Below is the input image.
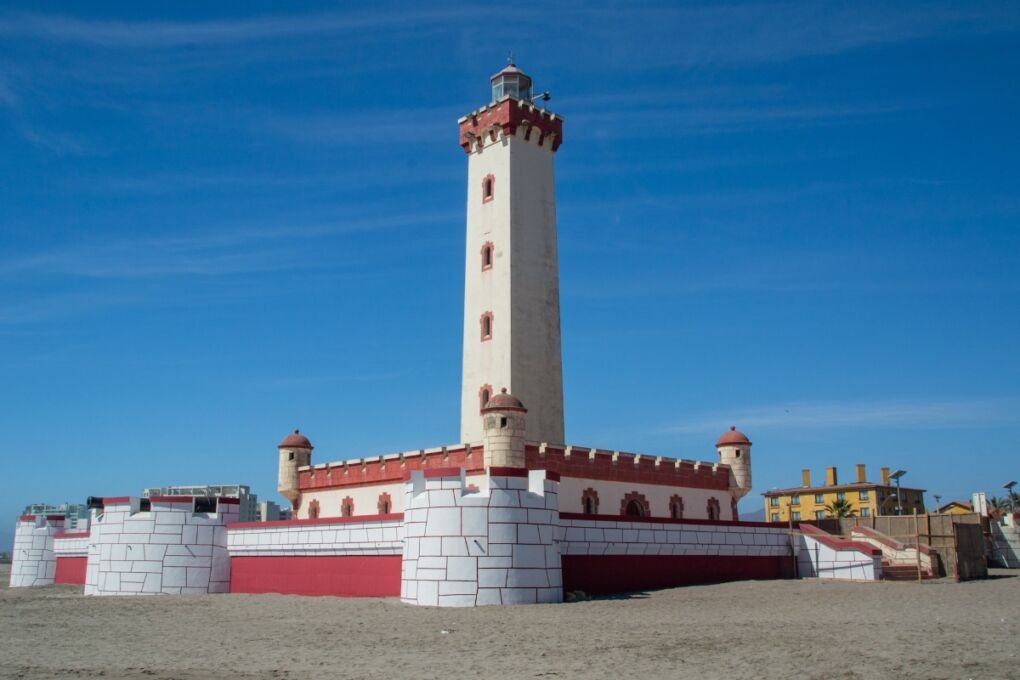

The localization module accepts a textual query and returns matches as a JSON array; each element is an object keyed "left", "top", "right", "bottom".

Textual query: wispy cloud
[
  {"left": 0, "top": 211, "right": 456, "bottom": 280},
  {"left": 2, "top": 3, "right": 1016, "bottom": 62},
  {"left": 13, "top": 121, "right": 91, "bottom": 155},
  {"left": 663, "top": 397, "right": 1020, "bottom": 435},
  {"left": 263, "top": 369, "right": 415, "bottom": 387},
  {"left": 259, "top": 107, "right": 457, "bottom": 147},
  {"left": 73, "top": 164, "right": 460, "bottom": 195},
  {"left": 0, "top": 9, "right": 484, "bottom": 49},
  {"left": 572, "top": 100, "right": 915, "bottom": 141},
  {"left": 0, "top": 289, "right": 143, "bottom": 325}
]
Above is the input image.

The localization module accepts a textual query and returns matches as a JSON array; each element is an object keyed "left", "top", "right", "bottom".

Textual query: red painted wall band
[
  {"left": 562, "top": 554, "right": 795, "bottom": 595},
  {"left": 229, "top": 555, "right": 401, "bottom": 597},
  {"left": 488, "top": 467, "right": 530, "bottom": 478},
  {"left": 55, "top": 556, "right": 88, "bottom": 585},
  {"left": 54, "top": 532, "right": 90, "bottom": 539},
  {"left": 422, "top": 467, "right": 465, "bottom": 479}
]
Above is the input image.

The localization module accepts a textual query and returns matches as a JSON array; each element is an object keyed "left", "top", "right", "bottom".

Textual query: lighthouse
[{"left": 458, "top": 63, "right": 565, "bottom": 445}]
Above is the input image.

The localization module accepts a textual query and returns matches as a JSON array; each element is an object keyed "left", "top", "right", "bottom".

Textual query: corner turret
[
  {"left": 277, "top": 429, "right": 313, "bottom": 510},
  {"left": 481, "top": 388, "right": 527, "bottom": 469},
  {"left": 716, "top": 426, "right": 752, "bottom": 501}
]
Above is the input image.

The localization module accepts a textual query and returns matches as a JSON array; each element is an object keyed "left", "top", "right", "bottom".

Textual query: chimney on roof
[
  {"left": 855, "top": 464, "right": 867, "bottom": 483},
  {"left": 825, "top": 466, "right": 838, "bottom": 486},
  {"left": 880, "top": 467, "right": 891, "bottom": 486},
  {"left": 801, "top": 469, "right": 811, "bottom": 487}
]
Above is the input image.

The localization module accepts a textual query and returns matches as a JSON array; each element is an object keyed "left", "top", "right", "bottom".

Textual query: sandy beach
[{"left": 1, "top": 564, "right": 1016, "bottom": 679}]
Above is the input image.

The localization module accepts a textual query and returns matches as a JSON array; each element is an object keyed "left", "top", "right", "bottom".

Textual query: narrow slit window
[{"left": 482, "top": 175, "right": 495, "bottom": 202}]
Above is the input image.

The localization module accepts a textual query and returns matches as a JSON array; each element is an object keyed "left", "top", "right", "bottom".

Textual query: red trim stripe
[
  {"left": 423, "top": 467, "right": 464, "bottom": 478},
  {"left": 488, "top": 466, "right": 529, "bottom": 478},
  {"left": 227, "top": 512, "right": 404, "bottom": 530}
]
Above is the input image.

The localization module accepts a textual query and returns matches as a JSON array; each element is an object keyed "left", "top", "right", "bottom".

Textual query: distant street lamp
[
  {"left": 890, "top": 469, "right": 907, "bottom": 516},
  {"left": 933, "top": 494, "right": 942, "bottom": 514}
]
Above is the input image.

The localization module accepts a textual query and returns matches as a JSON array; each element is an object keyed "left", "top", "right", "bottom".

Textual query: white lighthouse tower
[{"left": 458, "top": 63, "right": 565, "bottom": 445}]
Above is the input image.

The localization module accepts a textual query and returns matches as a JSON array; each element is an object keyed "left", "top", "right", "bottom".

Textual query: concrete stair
[{"left": 881, "top": 561, "right": 936, "bottom": 581}]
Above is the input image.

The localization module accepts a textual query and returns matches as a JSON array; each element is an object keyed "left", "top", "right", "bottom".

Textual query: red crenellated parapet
[{"left": 458, "top": 98, "right": 564, "bottom": 154}]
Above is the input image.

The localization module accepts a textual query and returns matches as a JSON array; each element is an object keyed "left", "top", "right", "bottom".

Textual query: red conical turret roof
[
  {"left": 716, "top": 426, "right": 750, "bottom": 447},
  {"left": 279, "top": 429, "right": 313, "bottom": 449}
]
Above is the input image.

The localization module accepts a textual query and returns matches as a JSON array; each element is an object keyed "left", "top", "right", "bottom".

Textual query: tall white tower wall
[{"left": 460, "top": 96, "right": 565, "bottom": 445}]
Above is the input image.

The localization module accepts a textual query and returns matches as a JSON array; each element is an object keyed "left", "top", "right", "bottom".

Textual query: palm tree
[
  {"left": 825, "top": 498, "right": 856, "bottom": 518},
  {"left": 987, "top": 496, "right": 1007, "bottom": 521}
]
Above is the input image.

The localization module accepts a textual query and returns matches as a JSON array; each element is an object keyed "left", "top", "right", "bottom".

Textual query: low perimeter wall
[
  {"left": 53, "top": 532, "right": 90, "bottom": 585},
  {"left": 227, "top": 514, "right": 404, "bottom": 596},
  {"left": 558, "top": 513, "right": 795, "bottom": 594}
]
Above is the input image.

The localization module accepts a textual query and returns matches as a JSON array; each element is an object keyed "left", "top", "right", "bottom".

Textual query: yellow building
[
  {"left": 763, "top": 465, "right": 925, "bottom": 523},
  {"left": 936, "top": 500, "right": 973, "bottom": 515}
]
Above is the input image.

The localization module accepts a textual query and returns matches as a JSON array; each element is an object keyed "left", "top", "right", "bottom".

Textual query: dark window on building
[{"left": 194, "top": 498, "right": 217, "bottom": 513}]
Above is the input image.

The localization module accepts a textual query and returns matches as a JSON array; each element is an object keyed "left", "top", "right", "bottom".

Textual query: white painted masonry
[
  {"left": 9, "top": 515, "right": 66, "bottom": 588},
  {"left": 460, "top": 93, "right": 565, "bottom": 445},
  {"left": 84, "top": 497, "right": 237, "bottom": 596},
  {"left": 557, "top": 516, "right": 792, "bottom": 558},
  {"left": 796, "top": 527, "right": 882, "bottom": 581},
  {"left": 228, "top": 517, "right": 403, "bottom": 556},
  {"left": 401, "top": 469, "right": 562, "bottom": 607},
  {"left": 53, "top": 533, "right": 89, "bottom": 558}
]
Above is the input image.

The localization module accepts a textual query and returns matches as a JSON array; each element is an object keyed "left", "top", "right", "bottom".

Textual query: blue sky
[{"left": 2, "top": 1, "right": 1018, "bottom": 544}]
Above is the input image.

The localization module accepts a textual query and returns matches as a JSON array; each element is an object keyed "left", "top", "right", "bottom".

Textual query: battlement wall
[
  {"left": 84, "top": 496, "right": 237, "bottom": 596},
  {"left": 9, "top": 514, "right": 67, "bottom": 588},
  {"left": 226, "top": 514, "right": 405, "bottom": 597},
  {"left": 297, "top": 442, "right": 730, "bottom": 495},
  {"left": 298, "top": 445, "right": 483, "bottom": 492},
  {"left": 400, "top": 467, "right": 561, "bottom": 607},
  {"left": 458, "top": 97, "right": 564, "bottom": 153},
  {"left": 528, "top": 444, "right": 730, "bottom": 490}
]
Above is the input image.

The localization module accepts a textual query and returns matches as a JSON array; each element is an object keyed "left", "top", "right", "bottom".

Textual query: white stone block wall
[
  {"left": 227, "top": 517, "right": 404, "bottom": 556},
  {"left": 796, "top": 532, "right": 881, "bottom": 581},
  {"left": 53, "top": 533, "right": 90, "bottom": 557},
  {"left": 557, "top": 516, "right": 792, "bottom": 558},
  {"left": 401, "top": 468, "right": 561, "bottom": 607},
  {"left": 9, "top": 515, "right": 67, "bottom": 587},
  {"left": 990, "top": 517, "right": 1020, "bottom": 568},
  {"left": 84, "top": 497, "right": 238, "bottom": 596}
]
